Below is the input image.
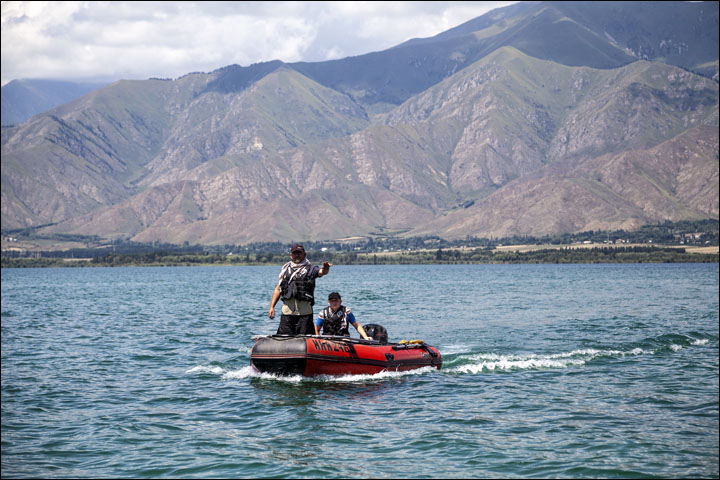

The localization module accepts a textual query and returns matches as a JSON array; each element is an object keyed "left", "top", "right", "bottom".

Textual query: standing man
[{"left": 269, "top": 244, "right": 332, "bottom": 335}]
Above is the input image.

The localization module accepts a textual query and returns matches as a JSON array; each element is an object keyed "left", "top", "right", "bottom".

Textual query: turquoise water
[{"left": 1, "top": 264, "right": 718, "bottom": 478}]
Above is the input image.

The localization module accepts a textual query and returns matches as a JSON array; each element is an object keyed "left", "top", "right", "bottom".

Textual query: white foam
[
  {"left": 670, "top": 344, "right": 682, "bottom": 352},
  {"left": 221, "top": 365, "right": 306, "bottom": 382},
  {"left": 220, "top": 365, "right": 437, "bottom": 383},
  {"left": 317, "top": 366, "right": 436, "bottom": 383},
  {"left": 692, "top": 339, "right": 709, "bottom": 346},
  {"left": 446, "top": 347, "right": 654, "bottom": 374},
  {"left": 186, "top": 365, "right": 225, "bottom": 375},
  {"left": 447, "top": 356, "right": 586, "bottom": 374}
]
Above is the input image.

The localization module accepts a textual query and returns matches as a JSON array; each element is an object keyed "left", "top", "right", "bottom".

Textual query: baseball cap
[
  {"left": 290, "top": 244, "right": 305, "bottom": 253},
  {"left": 328, "top": 292, "right": 341, "bottom": 300}
]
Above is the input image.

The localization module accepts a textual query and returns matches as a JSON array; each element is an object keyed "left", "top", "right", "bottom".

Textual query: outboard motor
[{"left": 363, "top": 324, "right": 388, "bottom": 344}]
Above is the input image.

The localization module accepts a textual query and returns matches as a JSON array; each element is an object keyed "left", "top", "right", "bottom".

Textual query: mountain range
[{"left": 1, "top": 1, "right": 718, "bottom": 245}]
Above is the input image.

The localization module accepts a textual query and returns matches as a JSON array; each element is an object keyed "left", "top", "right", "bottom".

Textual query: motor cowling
[{"left": 363, "top": 324, "right": 388, "bottom": 344}]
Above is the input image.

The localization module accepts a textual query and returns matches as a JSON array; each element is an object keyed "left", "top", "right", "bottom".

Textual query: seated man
[{"left": 315, "top": 292, "right": 371, "bottom": 340}]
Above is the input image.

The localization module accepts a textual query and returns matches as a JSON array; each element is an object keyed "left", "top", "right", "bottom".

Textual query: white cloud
[{"left": 1, "top": 1, "right": 516, "bottom": 86}]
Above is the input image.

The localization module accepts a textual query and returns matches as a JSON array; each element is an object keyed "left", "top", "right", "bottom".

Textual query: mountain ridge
[
  {"left": 1, "top": 79, "right": 108, "bottom": 126},
  {"left": 4, "top": 1, "right": 716, "bottom": 125}
]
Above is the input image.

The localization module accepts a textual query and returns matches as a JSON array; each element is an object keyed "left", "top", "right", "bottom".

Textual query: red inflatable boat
[{"left": 251, "top": 334, "right": 442, "bottom": 377}]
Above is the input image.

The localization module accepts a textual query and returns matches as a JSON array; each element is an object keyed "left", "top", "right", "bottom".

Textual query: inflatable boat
[{"left": 251, "top": 325, "right": 441, "bottom": 376}]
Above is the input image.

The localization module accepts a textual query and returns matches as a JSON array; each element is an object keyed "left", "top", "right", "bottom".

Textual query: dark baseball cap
[
  {"left": 290, "top": 244, "right": 305, "bottom": 253},
  {"left": 328, "top": 292, "right": 341, "bottom": 300}
]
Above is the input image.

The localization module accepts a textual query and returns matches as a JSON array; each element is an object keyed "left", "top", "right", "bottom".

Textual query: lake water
[{"left": 1, "top": 263, "right": 718, "bottom": 478}]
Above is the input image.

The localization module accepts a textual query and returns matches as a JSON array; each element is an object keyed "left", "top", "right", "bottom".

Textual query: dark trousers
[{"left": 276, "top": 314, "right": 315, "bottom": 335}]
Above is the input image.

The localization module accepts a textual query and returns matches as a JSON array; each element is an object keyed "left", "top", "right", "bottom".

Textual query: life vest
[
  {"left": 320, "top": 306, "right": 349, "bottom": 336},
  {"left": 279, "top": 264, "right": 316, "bottom": 305}
]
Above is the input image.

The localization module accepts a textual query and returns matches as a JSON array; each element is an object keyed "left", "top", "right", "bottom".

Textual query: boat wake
[
  {"left": 186, "top": 332, "right": 714, "bottom": 381},
  {"left": 443, "top": 348, "right": 641, "bottom": 374},
  {"left": 443, "top": 332, "right": 715, "bottom": 374},
  {"left": 186, "top": 364, "right": 437, "bottom": 383}
]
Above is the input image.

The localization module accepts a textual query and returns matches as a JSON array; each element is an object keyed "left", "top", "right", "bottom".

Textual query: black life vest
[
  {"left": 320, "top": 306, "right": 349, "bottom": 336},
  {"left": 279, "top": 264, "right": 316, "bottom": 306}
]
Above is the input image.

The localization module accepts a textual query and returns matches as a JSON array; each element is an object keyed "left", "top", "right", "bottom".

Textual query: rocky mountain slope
[{"left": 1, "top": 1, "right": 718, "bottom": 244}]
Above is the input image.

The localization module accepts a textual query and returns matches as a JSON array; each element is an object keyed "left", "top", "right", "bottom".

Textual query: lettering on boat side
[{"left": 311, "top": 339, "right": 355, "bottom": 354}]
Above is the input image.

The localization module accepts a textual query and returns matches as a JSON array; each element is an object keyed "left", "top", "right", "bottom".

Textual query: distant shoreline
[{"left": 2, "top": 244, "right": 718, "bottom": 268}]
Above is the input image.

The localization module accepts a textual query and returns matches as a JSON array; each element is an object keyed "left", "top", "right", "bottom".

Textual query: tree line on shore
[
  {"left": 3, "top": 219, "right": 718, "bottom": 258},
  {"left": 2, "top": 245, "right": 717, "bottom": 268}
]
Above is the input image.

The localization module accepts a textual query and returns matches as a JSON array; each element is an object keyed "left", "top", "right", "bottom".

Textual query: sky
[{"left": 1, "top": 1, "right": 517, "bottom": 86}]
